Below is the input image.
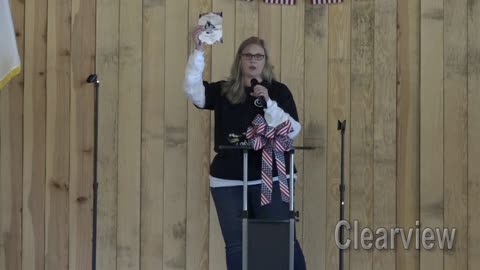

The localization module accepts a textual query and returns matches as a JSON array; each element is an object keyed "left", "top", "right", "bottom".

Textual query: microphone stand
[
  {"left": 86, "top": 74, "right": 99, "bottom": 270},
  {"left": 337, "top": 120, "right": 346, "bottom": 270}
]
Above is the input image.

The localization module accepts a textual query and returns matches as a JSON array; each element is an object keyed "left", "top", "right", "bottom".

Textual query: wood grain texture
[
  {"left": 259, "top": 1, "right": 282, "bottom": 78},
  {"left": 22, "top": 0, "right": 47, "bottom": 268},
  {"left": 45, "top": 0, "right": 71, "bottom": 269},
  {"left": 444, "top": 0, "right": 468, "bottom": 269},
  {"left": 186, "top": 1, "right": 212, "bottom": 270},
  {"left": 420, "top": 0, "right": 444, "bottom": 269},
  {"left": 373, "top": 0, "right": 397, "bottom": 269},
  {"left": 69, "top": 0, "right": 95, "bottom": 269},
  {"left": 0, "top": 1, "right": 24, "bottom": 269},
  {"left": 210, "top": 1, "right": 235, "bottom": 269},
  {"left": 141, "top": 0, "right": 165, "bottom": 270},
  {"left": 0, "top": 94, "right": 2, "bottom": 269},
  {"left": 281, "top": 0, "right": 305, "bottom": 243},
  {"left": 468, "top": 0, "right": 480, "bottom": 268},
  {"left": 2, "top": 2, "right": 480, "bottom": 270},
  {"left": 350, "top": 0, "right": 374, "bottom": 269},
  {"left": 212, "top": 0, "right": 235, "bottom": 82},
  {"left": 164, "top": 1, "right": 188, "bottom": 269},
  {"left": 326, "top": 1, "right": 351, "bottom": 270},
  {"left": 117, "top": 0, "right": 142, "bottom": 269},
  {"left": 396, "top": 0, "right": 420, "bottom": 269},
  {"left": 303, "top": 4, "right": 328, "bottom": 270},
  {"left": 235, "top": 0, "right": 258, "bottom": 49},
  {"left": 95, "top": 0, "right": 119, "bottom": 269},
  {"left": 0, "top": 84, "right": 23, "bottom": 270}
]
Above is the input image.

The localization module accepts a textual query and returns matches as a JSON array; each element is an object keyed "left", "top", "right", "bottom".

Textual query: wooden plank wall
[
  {"left": 397, "top": 1, "right": 420, "bottom": 270},
  {"left": 468, "top": 1, "right": 480, "bottom": 269},
  {"left": 1, "top": 0, "right": 479, "bottom": 270},
  {"left": 0, "top": 0, "right": 24, "bottom": 269}
]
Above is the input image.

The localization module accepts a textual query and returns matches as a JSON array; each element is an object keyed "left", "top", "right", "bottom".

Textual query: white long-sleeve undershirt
[{"left": 183, "top": 49, "right": 301, "bottom": 139}]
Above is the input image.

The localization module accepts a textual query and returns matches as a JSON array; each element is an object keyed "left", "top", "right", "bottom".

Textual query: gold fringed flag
[{"left": 0, "top": 0, "right": 21, "bottom": 90}]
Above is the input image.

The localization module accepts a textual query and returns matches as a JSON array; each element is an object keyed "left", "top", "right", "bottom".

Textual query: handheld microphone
[{"left": 250, "top": 78, "right": 267, "bottom": 108}]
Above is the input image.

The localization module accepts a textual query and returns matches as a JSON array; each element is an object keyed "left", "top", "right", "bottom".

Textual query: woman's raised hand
[{"left": 192, "top": 25, "right": 205, "bottom": 51}]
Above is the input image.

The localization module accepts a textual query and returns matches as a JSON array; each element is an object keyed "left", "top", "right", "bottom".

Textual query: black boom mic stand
[
  {"left": 338, "top": 120, "right": 346, "bottom": 270},
  {"left": 86, "top": 74, "right": 99, "bottom": 270}
]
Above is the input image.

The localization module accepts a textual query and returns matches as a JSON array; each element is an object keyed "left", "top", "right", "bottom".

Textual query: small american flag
[
  {"left": 263, "top": 0, "right": 296, "bottom": 5},
  {"left": 312, "top": 0, "right": 343, "bottom": 4},
  {"left": 241, "top": 0, "right": 343, "bottom": 4}
]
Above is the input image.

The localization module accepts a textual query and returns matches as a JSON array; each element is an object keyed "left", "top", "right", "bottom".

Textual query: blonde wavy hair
[{"left": 222, "top": 37, "right": 275, "bottom": 104}]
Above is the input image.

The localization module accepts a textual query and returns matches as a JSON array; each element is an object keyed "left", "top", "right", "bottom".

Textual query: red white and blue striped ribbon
[{"left": 247, "top": 114, "right": 293, "bottom": 206}]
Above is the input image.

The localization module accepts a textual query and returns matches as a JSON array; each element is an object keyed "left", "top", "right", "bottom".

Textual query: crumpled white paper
[{"left": 198, "top": 12, "right": 223, "bottom": 45}]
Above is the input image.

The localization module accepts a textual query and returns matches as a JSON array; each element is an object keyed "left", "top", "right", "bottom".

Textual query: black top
[{"left": 198, "top": 79, "right": 299, "bottom": 180}]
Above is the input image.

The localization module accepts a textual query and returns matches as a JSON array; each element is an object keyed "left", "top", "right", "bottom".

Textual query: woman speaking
[{"left": 183, "top": 25, "right": 307, "bottom": 270}]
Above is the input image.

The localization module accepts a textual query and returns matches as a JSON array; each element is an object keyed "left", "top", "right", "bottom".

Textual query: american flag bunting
[
  {"left": 240, "top": 0, "right": 342, "bottom": 4},
  {"left": 263, "top": 0, "right": 296, "bottom": 5},
  {"left": 312, "top": 0, "right": 343, "bottom": 4}
]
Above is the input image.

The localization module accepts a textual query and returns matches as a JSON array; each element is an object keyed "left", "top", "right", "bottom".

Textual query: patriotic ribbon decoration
[
  {"left": 246, "top": 114, "right": 293, "bottom": 206},
  {"left": 263, "top": 0, "right": 296, "bottom": 4},
  {"left": 240, "top": 0, "right": 343, "bottom": 5},
  {"left": 311, "top": 0, "right": 343, "bottom": 4}
]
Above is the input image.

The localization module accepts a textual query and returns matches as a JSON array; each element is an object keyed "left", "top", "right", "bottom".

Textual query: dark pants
[{"left": 210, "top": 181, "right": 307, "bottom": 270}]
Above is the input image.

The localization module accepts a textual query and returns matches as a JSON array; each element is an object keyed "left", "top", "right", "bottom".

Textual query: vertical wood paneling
[
  {"left": 0, "top": 87, "right": 23, "bottom": 270},
  {"left": 258, "top": 1, "right": 282, "bottom": 78},
  {"left": 0, "top": 84, "right": 23, "bottom": 270},
  {"left": 22, "top": 0, "right": 47, "bottom": 268},
  {"left": 303, "top": 4, "right": 328, "bottom": 270},
  {"left": 212, "top": 0, "right": 235, "bottom": 82},
  {"left": 444, "top": 0, "right": 468, "bottom": 270},
  {"left": 373, "top": 0, "right": 397, "bottom": 269},
  {"left": 397, "top": 0, "right": 420, "bottom": 269},
  {"left": 235, "top": 0, "right": 258, "bottom": 49},
  {"left": 326, "top": 1, "right": 351, "bottom": 270},
  {"left": 0, "top": 76, "right": 21, "bottom": 270},
  {"left": 69, "top": 0, "right": 95, "bottom": 269},
  {"left": 210, "top": 0, "right": 235, "bottom": 269},
  {"left": 350, "top": 0, "right": 374, "bottom": 269},
  {"left": 164, "top": 1, "right": 188, "bottom": 269},
  {"left": 2, "top": 1, "right": 480, "bottom": 270},
  {"left": 0, "top": 92, "right": 2, "bottom": 269},
  {"left": 186, "top": 1, "right": 212, "bottom": 270},
  {"left": 420, "top": 0, "right": 444, "bottom": 269},
  {"left": 141, "top": 0, "right": 165, "bottom": 270},
  {"left": 0, "top": 1, "right": 24, "bottom": 269},
  {"left": 468, "top": 0, "right": 480, "bottom": 268},
  {"left": 45, "top": 0, "right": 71, "bottom": 268},
  {"left": 96, "top": 0, "right": 119, "bottom": 268},
  {"left": 117, "top": 0, "right": 142, "bottom": 269},
  {"left": 281, "top": 0, "right": 305, "bottom": 242}
]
